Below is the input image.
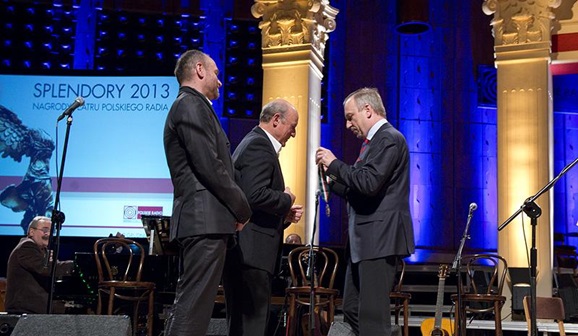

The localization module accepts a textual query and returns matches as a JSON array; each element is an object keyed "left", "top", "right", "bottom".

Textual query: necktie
[{"left": 356, "top": 138, "right": 370, "bottom": 163}]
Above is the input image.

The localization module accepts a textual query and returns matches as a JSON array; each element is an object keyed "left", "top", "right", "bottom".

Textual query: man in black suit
[
  {"left": 223, "top": 99, "right": 303, "bottom": 336},
  {"left": 163, "top": 49, "right": 252, "bottom": 336},
  {"left": 316, "top": 87, "right": 415, "bottom": 335}
]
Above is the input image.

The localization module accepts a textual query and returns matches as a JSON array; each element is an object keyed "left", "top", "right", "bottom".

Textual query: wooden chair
[
  {"left": 285, "top": 246, "right": 339, "bottom": 336},
  {"left": 451, "top": 254, "right": 508, "bottom": 336},
  {"left": 93, "top": 238, "right": 155, "bottom": 336},
  {"left": 523, "top": 296, "right": 577, "bottom": 336},
  {"left": 390, "top": 258, "right": 411, "bottom": 336}
]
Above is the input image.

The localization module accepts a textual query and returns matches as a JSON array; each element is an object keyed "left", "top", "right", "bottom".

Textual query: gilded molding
[
  {"left": 482, "top": 0, "right": 562, "bottom": 46},
  {"left": 251, "top": 0, "right": 338, "bottom": 54}
]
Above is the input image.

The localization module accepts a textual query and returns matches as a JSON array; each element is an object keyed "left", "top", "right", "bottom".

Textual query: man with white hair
[{"left": 5, "top": 216, "right": 73, "bottom": 314}]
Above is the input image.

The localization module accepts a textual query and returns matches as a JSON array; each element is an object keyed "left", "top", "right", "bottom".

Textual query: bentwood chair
[
  {"left": 285, "top": 246, "right": 339, "bottom": 336},
  {"left": 390, "top": 258, "right": 411, "bottom": 336},
  {"left": 93, "top": 238, "right": 155, "bottom": 336},
  {"left": 451, "top": 254, "right": 508, "bottom": 336}
]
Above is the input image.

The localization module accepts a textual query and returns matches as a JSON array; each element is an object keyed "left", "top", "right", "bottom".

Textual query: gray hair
[
  {"left": 259, "top": 99, "right": 295, "bottom": 123},
  {"left": 343, "top": 87, "right": 386, "bottom": 117},
  {"left": 27, "top": 216, "right": 50, "bottom": 236}
]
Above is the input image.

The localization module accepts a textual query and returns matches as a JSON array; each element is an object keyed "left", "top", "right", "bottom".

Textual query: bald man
[{"left": 223, "top": 99, "right": 304, "bottom": 336}]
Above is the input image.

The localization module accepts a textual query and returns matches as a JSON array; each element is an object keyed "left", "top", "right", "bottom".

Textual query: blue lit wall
[{"left": 553, "top": 74, "right": 578, "bottom": 247}]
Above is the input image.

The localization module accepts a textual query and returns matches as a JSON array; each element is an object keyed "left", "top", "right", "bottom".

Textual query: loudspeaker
[
  {"left": 328, "top": 321, "right": 401, "bottom": 336},
  {"left": 0, "top": 314, "right": 20, "bottom": 336},
  {"left": 559, "top": 286, "right": 578, "bottom": 322},
  {"left": 12, "top": 315, "right": 131, "bottom": 336},
  {"left": 328, "top": 321, "right": 354, "bottom": 336},
  {"left": 206, "top": 318, "right": 227, "bottom": 336},
  {"left": 512, "top": 284, "right": 531, "bottom": 311}
]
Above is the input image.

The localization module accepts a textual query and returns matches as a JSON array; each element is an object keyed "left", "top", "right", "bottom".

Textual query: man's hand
[
  {"left": 316, "top": 147, "right": 337, "bottom": 167},
  {"left": 285, "top": 204, "right": 304, "bottom": 223},
  {"left": 284, "top": 187, "right": 296, "bottom": 205},
  {"left": 236, "top": 218, "right": 250, "bottom": 231}
]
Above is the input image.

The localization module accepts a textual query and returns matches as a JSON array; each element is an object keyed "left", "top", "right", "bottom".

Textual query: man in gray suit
[
  {"left": 316, "top": 87, "right": 415, "bottom": 335},
  {"left": 163, "top": 49, "right": 252, "bottom": 336},
  {"left": 223, "top": 99, "right": 303, "bottom": 336}
]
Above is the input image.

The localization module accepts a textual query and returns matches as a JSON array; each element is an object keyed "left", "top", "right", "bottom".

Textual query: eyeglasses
[{"left": 31, "top": 227, "right": 51, "bottom": 234}]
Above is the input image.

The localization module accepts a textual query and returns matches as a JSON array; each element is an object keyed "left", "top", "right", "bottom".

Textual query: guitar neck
[{"left": 433, "top": 276, "right": 446, "bottom": 329}]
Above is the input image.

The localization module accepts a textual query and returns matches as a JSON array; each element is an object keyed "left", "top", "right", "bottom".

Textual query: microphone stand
[
  {"left": 307, "top": 189, "right": 321, "bottom": 336},
  {"left": 498, "top": 156, "right": 578, "bottom": 336},
  {"left": 451, "top": 205, "right": 476, "bottom": 336},
  {"left": 46, "top": 115, "right": 75, "bottom": 313}
]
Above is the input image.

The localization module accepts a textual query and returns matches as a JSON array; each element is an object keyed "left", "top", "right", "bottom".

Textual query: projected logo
[{"left": 123, "top": 206, "right": 163, "bottom": 220}]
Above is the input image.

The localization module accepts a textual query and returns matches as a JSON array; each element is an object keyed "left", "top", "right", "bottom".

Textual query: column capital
[
  {"left": 482, "top": 0, "right": 562, "bottom": 47},
  {"left": 251, "top": 0, "right": 338, "bottom": 56}
]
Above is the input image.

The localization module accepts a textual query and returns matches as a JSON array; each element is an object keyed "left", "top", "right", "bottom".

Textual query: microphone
[
  {"left": 57, "top": 97, "right": 85, "bottom": 122},
  {"left": 466, "top": 202, "right": 478, "bottom": 221}
]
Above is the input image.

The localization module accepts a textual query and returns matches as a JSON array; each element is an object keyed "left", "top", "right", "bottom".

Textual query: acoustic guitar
[{"left": 420, "top": 264, "right": 454, "bottom": 336}]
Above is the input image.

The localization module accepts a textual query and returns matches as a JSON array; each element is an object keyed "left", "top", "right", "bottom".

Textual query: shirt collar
[
  {"left": 260, "top": 127, "right": 282, "bottom": 155},
  {"left": 203, "top": 95, "right": 213, "bottom": 105},
  {"left": 366, "top": 118, "right": 388, "bottom": 141}
]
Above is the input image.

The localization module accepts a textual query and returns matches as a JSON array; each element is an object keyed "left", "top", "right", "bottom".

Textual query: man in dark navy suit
[
  {"left": 163, "top": 49, "right": 252, "bottom": 336},
  {"left": 223, "top": 99, "right": 303, "bottom": 336},
  {"left": 316, "top": 87, "right": 415, "bottom": 336}
]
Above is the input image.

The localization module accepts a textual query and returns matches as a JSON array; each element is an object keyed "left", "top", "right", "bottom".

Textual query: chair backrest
[
  {"left": 392, "top": 258, "right": 407, "bottom": 293},
  {"left": 93, "top": 238, "right": 146, "bottom": 283},
  {"left": 464, "top": 254, "right": 508, "bottom": 296},
  {"left": 287, "top": 246, "right": 339, "bottom": 289},
  {"left": 523, "top": 296, "right": 566, "bottom": 335}
]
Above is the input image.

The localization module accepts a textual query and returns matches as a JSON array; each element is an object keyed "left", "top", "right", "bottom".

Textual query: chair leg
[
  {"left": 108, "top": 288, "right": 115, "bottom": 315},
  {"left": 97, "top": 291, "right": 102, "bottom": 315},
  {"left": 286, "top": 295, "right": 296, "bottom": 336},
  {"left": 403, "top": 299, "right": 409, "bottom": 336},
  {"left": 132, "top": 301, "right": 139, "bottom": 336},
  {"left": 147, "top": 291, "right": 154, "bottom": 336},
  {"left": 329, "top": 297, "right": 335, "bottom": 326},
  {"left": 455, "top": 300, "right": 465, "bottom": 336},
  {"left": 495, "top": 302, "right": 503, "bottom": 336}
]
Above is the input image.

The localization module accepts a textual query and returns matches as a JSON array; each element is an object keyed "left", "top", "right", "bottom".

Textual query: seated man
[
  {"left": 5, "top": 216, "right": 73, "bottom": 314},
  {"left": 285, "top": 233, "right": 303, "bottom": 245}
]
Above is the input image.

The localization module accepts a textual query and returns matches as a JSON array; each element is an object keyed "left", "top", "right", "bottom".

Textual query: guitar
[{"left": 420, "top": 264, "right": 454, "bottom": 336}]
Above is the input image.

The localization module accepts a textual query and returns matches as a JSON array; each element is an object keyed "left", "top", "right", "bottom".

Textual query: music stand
[{"left": 141, "top": 215, "right": 177, "bottom": 255}]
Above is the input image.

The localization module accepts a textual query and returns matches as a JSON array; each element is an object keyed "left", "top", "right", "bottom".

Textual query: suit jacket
[
  {"left": 5, "top": 238, "right": 73, "bottom": 314},
  {"left": 327, "top": 122, "right": 415, "bottom": 263},
  {"left": 232, "top": 126, "right": 292, "bottom": 274},
  {"left": 164, "top": 87, "right": 251, "bottom": 240}
]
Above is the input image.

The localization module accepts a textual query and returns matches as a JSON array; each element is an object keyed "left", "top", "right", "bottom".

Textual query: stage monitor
[{"left": 0, "top": 74, "right": 178, "bottom": 238}]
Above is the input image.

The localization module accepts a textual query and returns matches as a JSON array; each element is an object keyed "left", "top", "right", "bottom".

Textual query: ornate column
[
  {"left": 483, "top": 0, "right": 561, "bottom": 314},
  {"left": 252, "top": 0, "right": 338, "bottom": 243}
]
